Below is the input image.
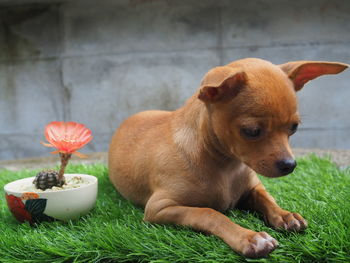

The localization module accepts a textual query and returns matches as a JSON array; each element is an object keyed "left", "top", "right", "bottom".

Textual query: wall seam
[{"left": 1, "top": 40, "right": 349, "bottom": 64}]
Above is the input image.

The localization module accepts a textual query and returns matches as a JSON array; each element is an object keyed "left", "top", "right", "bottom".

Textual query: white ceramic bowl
[{"left": 4, "top": 174, "right": 98, "bottom": 223}]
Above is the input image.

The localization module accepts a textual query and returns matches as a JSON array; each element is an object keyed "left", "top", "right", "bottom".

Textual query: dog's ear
[
  {"left": 279, "top": 61, "right": 348, "bottom": 91},
  {"left": 198, "top": 66, "right": 247, "bottom": 103}
]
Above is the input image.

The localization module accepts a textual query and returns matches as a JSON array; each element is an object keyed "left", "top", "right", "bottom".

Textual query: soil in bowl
[{"left": 20, "top": 176, "right": 90, "bottom": 192}]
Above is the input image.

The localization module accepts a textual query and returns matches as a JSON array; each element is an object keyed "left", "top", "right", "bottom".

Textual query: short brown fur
[{"left": 109, "top": 58, "right": 348, "bottom": 258}]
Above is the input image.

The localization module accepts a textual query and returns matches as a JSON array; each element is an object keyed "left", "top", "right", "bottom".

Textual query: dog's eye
[
  {"left": 290, "top": 123, "right": 299, "bottom": 134},
  {"left": 241, "top": 127, "right": 261, "bottom": 139}
]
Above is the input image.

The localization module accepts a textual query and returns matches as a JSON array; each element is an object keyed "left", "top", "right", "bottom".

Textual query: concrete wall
[{"left": 0, "top": 0, "right": 349, "bottom": 160}]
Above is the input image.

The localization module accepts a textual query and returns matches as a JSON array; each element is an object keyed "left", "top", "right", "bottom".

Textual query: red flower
[
  {"left": 41, "top": 121, "right": 93, "bottom": 157},
  {"left": 5, "top": 194, "right": 32, "bottom": 223}
]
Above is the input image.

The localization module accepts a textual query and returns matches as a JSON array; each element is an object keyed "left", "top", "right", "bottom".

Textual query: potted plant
[{"left": 4, "top": 121, "right": 98, "bottom": 225}]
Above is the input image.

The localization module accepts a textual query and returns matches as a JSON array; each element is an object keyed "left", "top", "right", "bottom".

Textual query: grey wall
[{"left": 0, "top": 0, "right": 349, "bottom": 160}]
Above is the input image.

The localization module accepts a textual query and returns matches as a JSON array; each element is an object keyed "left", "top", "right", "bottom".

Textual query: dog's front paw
[
  {"left": 241, "top": 231, "right": 278, "bottom": 258},
  {"left": 268, "top": 211, "right": 307, "bottom": 231}
]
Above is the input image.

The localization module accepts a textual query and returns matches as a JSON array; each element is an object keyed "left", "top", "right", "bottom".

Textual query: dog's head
[{"left": 198, "top": 58, "right": 348, "bottom": 177}]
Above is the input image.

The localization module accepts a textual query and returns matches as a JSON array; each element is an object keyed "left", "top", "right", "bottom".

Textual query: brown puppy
[{"left": 108, "top": 58, "right": 348, "bottom": 258}]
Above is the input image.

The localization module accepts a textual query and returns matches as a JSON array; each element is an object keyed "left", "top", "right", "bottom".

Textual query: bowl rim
[{"left": 4, "top": 173, "right": 97, "bottom": 195}]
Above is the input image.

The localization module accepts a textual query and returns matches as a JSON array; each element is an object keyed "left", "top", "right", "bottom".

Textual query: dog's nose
[{"left": 276, "top": 159, "right": 297, "bottom": 175}]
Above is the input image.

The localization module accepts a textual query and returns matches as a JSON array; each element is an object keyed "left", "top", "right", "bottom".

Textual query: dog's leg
[
  {"left": 144, "top": 192, "right": 278, "bottom": 258},
  {"left": 241, "top": 183, "right": 307, "bottom": 231}
]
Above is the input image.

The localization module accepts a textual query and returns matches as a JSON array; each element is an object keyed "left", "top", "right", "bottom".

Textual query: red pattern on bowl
[{"left": 5, "top": 194, "right": 32, "bottom": 223}]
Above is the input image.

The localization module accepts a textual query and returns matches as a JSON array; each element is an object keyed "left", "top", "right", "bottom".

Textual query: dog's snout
[{"left": 276, "top": 159, "right": 297, "bottom": 175}]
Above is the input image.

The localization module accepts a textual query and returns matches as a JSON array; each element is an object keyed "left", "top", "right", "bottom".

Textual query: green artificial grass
[{"left": 0, "top": 155, "right": 349, "bottom": 263}]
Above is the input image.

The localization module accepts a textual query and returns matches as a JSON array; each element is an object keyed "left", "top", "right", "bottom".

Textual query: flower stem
[{"left": 58, "top": 153, "right": 72, "bottom": 184}]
